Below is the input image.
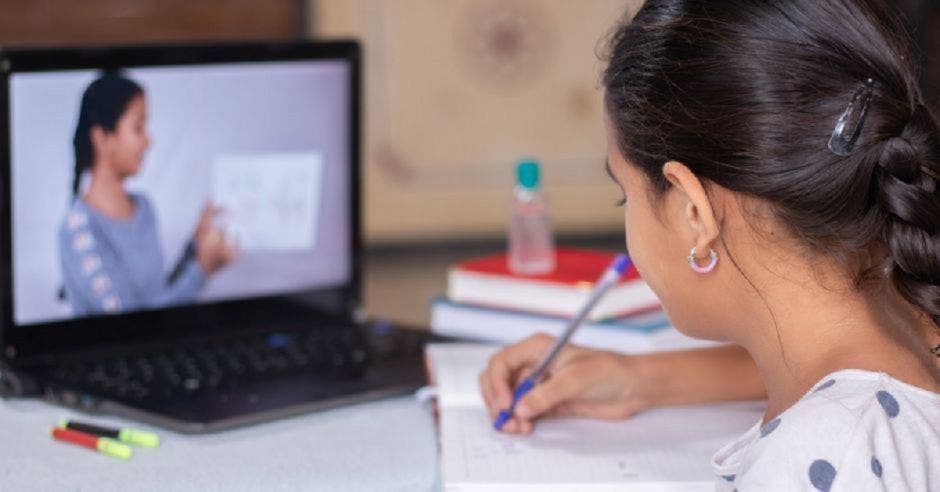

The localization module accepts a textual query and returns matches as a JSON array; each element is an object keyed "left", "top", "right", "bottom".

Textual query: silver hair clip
[{"left": 828, "top": 78, "right": 875, "bottom": 156}]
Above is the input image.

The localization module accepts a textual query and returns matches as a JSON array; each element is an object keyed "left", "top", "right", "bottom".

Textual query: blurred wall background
[
  {"left": 0, "top": 0, "right": 936, "bottom": 246},
  {"left": 311, "top": 0, "right": 636, "bottom": 243}
]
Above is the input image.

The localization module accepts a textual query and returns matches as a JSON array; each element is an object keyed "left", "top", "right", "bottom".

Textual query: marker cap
[
  {"left": 118, "top": 428, "right": 160, "bottom": 448},
  {"left": 97, "top": 437, "right": 133, "bottom": 460}
]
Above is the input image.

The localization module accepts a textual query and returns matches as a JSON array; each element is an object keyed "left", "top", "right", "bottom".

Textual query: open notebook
[{"left": 426, "top": 343, "right": 766, "bottom": 491}]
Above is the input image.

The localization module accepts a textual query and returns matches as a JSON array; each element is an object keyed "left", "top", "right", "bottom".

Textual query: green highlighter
[{"left": 60, "top": 419, "right": 160, "bottom": 448}]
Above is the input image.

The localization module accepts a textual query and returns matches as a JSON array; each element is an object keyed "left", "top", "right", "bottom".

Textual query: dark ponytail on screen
[
  {"left": 72, "top": 71, "right": 143, "bottom": 197},
  {"left": 602, "top": 1, "right": 940, "bottom": 340}
]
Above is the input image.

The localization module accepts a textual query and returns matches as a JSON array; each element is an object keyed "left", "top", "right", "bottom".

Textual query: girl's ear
[
  {"left": 661, "top": 161, "right": 720, "bottom": 254},
  {"left": 89, "top": 125, "right": 107, "bottom": 157}
]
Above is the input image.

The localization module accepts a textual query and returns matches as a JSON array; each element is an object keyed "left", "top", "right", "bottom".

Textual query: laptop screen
[{"left": 8, "top": 57, "right": 352, "bottom": 327}]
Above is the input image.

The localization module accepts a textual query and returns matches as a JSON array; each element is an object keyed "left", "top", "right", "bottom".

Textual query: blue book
[{"left": 430, "top": 297, "right": 714, "bottom": 354}]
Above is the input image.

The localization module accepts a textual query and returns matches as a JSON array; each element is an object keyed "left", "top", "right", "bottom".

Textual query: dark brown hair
[
  {"left": 72, "top": 71, "right": 143, "bottom": 197},
  {"left": 603, "top": 1, "right": 939, "bottom": 332}
]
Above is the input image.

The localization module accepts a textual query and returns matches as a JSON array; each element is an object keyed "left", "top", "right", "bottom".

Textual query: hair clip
[{"left": 828, "top": 78, "right": 875, "bottom": 156}]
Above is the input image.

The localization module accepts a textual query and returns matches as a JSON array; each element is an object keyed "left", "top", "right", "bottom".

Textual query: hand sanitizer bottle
[{"left": 508, "top": 159, "right": 556, "bottom": 275}]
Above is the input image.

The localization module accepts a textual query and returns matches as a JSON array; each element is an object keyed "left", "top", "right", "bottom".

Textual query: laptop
[{"left": 0, "top": 41, "right": 431, "bottom": 433}]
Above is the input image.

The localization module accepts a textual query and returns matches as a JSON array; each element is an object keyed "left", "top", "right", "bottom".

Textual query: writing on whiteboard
[{"left": 212, "top": 151, "right": 323, "bottom": 252}]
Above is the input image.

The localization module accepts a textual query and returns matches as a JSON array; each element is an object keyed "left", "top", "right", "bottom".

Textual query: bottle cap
[{"left": 516, "top": 159, "right": 540, "bottom": 189}]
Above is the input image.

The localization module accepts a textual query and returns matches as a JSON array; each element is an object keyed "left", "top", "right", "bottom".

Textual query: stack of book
[{"left": 431, "top": 248, "right": 715, "bottom": 353}]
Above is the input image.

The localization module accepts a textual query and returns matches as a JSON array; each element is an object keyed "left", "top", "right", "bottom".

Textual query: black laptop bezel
[{"left": 0, "top": 41, "right": 363, "bottom": 364}]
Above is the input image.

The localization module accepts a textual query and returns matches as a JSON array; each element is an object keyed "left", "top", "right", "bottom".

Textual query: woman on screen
[{"left": 58, "top": 71, "right": 236, "bottom": 316}]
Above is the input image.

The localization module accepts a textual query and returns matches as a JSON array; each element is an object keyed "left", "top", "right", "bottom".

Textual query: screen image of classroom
[{"left": 9, "top": 61, "right": 351, "bottom": 325}]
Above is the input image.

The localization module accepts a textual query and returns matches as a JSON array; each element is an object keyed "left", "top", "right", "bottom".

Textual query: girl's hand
[
  {"left": 194, "top": 204, "right": 238, "bottom": 275},
  {"left": 479, "top": 333, "right": 652, "bottom": 434}
]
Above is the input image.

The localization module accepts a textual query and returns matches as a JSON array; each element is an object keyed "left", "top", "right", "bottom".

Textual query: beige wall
[{"left": 311, "top": 0, "right": 641, "bottom": 243}]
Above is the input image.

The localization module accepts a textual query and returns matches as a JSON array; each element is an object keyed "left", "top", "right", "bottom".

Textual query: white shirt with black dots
[{"left": 711, "top": 369, "right": 940, "bottom": 491}]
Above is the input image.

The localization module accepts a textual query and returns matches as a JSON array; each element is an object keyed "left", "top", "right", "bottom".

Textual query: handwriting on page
[
  {"left": 442, "top": 406, "right": 720, "bottom": 485},
  {"left": 428, "top": 343, "right": 766, "bottom": 488},
  {"left": 212, "top": 152, "right": 324, "bottom": 252}
]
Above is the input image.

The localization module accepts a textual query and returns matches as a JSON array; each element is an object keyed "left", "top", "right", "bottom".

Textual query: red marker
[{"left": 51, "top": 427, "right": 133, "bottom": 460}]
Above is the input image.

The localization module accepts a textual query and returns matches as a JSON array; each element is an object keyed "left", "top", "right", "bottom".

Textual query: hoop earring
[{"left": 688, "top": 247, "right": 718, "bottom": 274}]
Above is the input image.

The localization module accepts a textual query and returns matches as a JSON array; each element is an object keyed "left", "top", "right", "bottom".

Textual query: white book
[
  {"left": 426, "top": 343, "right": 766, "bottom": 491},
  {"left": 430, "top": 298, "right": 718, "bottom": 354}
]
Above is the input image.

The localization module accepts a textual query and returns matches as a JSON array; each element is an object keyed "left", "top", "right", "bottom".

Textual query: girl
[
  {"left": 59, "top": 72, "right": 235, "bottom": 316},
  {"left": 480, "top": 1, "right": 940, "bottom": 490}
]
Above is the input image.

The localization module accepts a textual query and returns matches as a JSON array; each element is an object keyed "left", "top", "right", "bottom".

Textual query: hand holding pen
[{"left": 487, "top": 254, "right": 633, "bottom": 432}]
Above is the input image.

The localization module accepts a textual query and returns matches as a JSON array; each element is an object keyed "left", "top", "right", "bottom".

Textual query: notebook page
[
  {"left": 427, "top": 343, "right": 766, "bottom": 490},
  {"left": 427, "top": 343, "right": 501, "bottom": 408}
]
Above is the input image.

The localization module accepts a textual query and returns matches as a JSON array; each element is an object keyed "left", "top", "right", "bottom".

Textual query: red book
[{"left": 446, "top": 248, "right": 660, "bottom": 321}]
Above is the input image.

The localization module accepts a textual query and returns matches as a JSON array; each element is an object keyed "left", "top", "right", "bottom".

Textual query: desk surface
[
  {"left": 3, "top": 238, "right": 658, "bottom": 491},
  {"left": 0, "top": 395, "right": 440, "bottom": 491}
]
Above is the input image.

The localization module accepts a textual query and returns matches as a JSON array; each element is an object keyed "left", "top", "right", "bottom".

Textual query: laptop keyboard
[{"left": 46, "top": 326, "right": 369, "bottom": 404}]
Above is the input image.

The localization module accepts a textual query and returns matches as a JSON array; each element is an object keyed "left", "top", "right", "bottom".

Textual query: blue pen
[{"left": 493, "top": 254, "right": 633, "bottom": 431}]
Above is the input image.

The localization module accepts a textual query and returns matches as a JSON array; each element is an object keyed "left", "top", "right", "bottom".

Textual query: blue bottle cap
[{"left": 516, "top": 160, "right": 540, "bottom": 189}]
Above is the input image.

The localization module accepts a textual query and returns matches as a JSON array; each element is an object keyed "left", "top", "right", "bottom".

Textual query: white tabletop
[{"left": 0, "top": 395, "right": 441, "bottom": 491}]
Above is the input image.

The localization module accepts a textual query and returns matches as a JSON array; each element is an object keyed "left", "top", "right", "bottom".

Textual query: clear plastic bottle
[{"left": 508, "top": 159, "right": 556, "bottom": 275}]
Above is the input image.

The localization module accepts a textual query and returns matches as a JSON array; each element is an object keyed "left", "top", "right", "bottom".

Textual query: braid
[
  {"left": 875, "top": 104, "right": 940, "bottom": 335},
  {"left": 600, "top": 0, "right": 940, "bottom": 356}
]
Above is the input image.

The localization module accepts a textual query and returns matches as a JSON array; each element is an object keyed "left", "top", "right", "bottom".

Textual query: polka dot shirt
[{"left": 711, "top": 369, "right": 940, "bottom": 491}]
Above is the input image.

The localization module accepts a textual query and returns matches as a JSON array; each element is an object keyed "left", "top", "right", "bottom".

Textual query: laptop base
[{"left": 34, "top": 323, "right": 437, "bottom": 433}]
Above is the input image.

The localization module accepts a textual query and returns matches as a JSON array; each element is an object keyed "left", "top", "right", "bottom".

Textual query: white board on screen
[{"left": 212, "top": 151, "right": 323, "bottom": 252}]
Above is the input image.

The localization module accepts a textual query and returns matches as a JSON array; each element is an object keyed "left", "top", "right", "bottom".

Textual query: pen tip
[{"left": 493, "top": 411, "right": 511, "bottom": 431}]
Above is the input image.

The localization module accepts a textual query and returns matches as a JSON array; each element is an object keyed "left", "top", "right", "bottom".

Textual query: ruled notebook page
[{"left": 426, "top": 343, "right": 765, "bottom": 492}]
